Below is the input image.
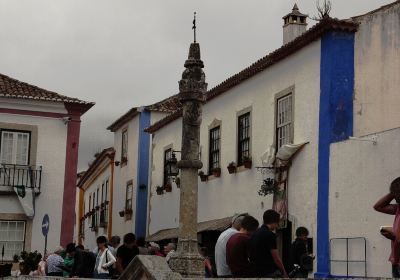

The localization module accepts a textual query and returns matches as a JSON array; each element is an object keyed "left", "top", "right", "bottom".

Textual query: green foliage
[{"left": 20, "top": 251, "right": 42, "bottom": 273}]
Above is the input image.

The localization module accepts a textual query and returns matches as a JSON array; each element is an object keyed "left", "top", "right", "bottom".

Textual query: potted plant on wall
[
  {"left": 212, "top": 167, "right": 221, "bottom": 177},
  {"left": 198, "top": 171, "right": 208, "bottom": 182},
  {"left": 156, "top": 186, "right": 164, "bottom": 195},
  {"left": 118, "top": 210, "right": 125, "bottom": 217},
  {"left": 243, "top": 156, "right": 252, "bottom": 169},
  {"left": 164, "top": 182, "right": 172, "bottom": 192},
  {"left": 227, "top": 162, "right": 237, "bottom": 174}
]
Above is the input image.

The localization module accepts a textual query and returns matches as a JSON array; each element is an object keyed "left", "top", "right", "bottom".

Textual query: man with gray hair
[
  {"left": 164, "top": 243, "right": 176, "bottom": 263},
  {"left": 215, "top": 213, "right": 247, "bottom": 277}
]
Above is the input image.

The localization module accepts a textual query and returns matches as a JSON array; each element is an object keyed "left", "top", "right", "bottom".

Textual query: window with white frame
[
  {"left": 0, "top": 130, "right": 30, "bottom": 165},
  {"left": 276, "top": 94, "right": 293, "bottom": 149},
  {"left": 0, "top": 221, "right": 25, "bottom": 260}
]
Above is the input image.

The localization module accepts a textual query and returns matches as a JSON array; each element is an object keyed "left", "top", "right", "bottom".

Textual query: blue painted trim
[
  {"left": 315, "top": 31, "right": 354, "bottom": 278},
  {"left": 135, "top": 110, "right": 151, "bottom": 238}
]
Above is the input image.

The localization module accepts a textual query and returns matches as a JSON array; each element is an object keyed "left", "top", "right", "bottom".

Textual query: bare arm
[
  {"left": 271, "top": 249, "right": 288, "bottom": 278},
  {"left": 116, "top": 257, "right": 124, "bottom": 274},
  {"left": 374, "top": 193, "right": 397, "bottom": 214}
]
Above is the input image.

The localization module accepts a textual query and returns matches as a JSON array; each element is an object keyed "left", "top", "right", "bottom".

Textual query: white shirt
[
  {"left": 215, "top": 227, "right": 238, "bottom": 276},
  {"left": 95, "top": 248, "right": 116, "bottom": 274}
]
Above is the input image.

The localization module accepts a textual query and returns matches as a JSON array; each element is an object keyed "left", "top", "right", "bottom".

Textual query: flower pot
[
  {"left": 227, "top": 166, "right": 236, "bottom": 174},
  {"left": 164, "top": 184, "right": 172, "bottom": 192},
  {"left": 243, "top": 160, "right": 252, "bottom": 169},
  {"left": 212, "top": 168, "right": 221, "bottom": 177},
  {"left": 199, "top": 175, "right": 208, "bottom": 182},
  {"left": 118, "top": 210, "right": 125, "bottom": 217}
]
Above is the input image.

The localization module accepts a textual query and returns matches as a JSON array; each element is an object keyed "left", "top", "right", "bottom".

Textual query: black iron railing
[{"left": 0, "top": 164, "right": 42, "bottom": 193}]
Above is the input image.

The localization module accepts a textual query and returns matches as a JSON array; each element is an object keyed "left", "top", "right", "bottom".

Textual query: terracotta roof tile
[
  {"left": 107, "top": 94, "right": 182, "bottom": 132},
  {"left": 0, "top": 73, "right": 93, "bottom": 104},
  {"left": 77, "top": 147, "right": 115, "bottom": 188},
  {"left": 145, "top": 18, "right": 358, "bottom": 134}
]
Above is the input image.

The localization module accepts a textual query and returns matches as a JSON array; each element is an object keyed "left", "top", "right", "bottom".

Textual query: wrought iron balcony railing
[{"left": 0, "top": 164, "right": 42, "bottom": 194}]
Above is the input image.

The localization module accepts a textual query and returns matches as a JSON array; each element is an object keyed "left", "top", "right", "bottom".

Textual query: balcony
[{"left": 0, "top": 164, "right": 42, "bottom": 194}]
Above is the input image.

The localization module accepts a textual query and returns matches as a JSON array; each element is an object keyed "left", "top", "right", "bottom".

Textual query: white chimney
[{"left": 283, "top": 4, "right": 308, "bottom": 45}]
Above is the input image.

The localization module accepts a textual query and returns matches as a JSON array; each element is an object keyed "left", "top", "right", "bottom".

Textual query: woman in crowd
[{"left": 94, "top": 236, "right": 116, "bottom": 279}]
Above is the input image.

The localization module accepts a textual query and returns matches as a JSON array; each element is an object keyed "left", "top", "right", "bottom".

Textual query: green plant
[
  {"left": 20, "top": 251, "right": 42, "bottom": 274},
  {"left": 13, "top": 254, "right": 19, "bottom": 263},
  {"left": 258, "top": 178, "right": 277, "bottom": 196}
]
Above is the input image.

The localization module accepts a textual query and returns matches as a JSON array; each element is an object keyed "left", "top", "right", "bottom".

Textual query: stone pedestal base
[{"left": 169, "top": 239, "right": 204, "bottom": 278}]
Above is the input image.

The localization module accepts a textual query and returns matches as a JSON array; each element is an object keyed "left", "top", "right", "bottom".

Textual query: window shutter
[
  {"left": 0, "top": 132, "right": 14, "bottom": 164},
  {"left": 16, "top": 133, "right": 29, "bottom": 165}
]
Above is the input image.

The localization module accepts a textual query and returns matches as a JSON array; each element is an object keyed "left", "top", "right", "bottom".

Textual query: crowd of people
[
  {"left": 29, "top": 233, "right": 176, "bottom": 279},
  {"left": 24, "top": 209, "right": 314, "bottom": 279},
  {"left": 214, "top": 209, "right": 313, "bottom": 278}
]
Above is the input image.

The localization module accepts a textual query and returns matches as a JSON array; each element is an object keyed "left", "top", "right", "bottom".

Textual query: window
[
  {"left": 88, "top": 194, "right": 91, "bottom": 212},
  {"left": 125, "top": 183, "right": 133, "bottom": 210},
  {"left": 100, "top": 179, "right": 109, "bottom": 227},
  {"left": 0, "top": 130, "right": 30, "bottom": 165},
  {"left": 125, "top": 182, "right": 133, "bottom": 220},
  {"left": 209, "top": 126, "right": 221, "bottom": 172},
  {"left": 238, "top": 112, "right": 251, "bottom": 165},
  {"left": 121, "top": 129, "right": 128, "bottom": 164},
  {"left": 276, "top": 94, "right": 293, "bottom": 149},
  {"left": 163, "top": 148, "right": 172, "bottom": 186},
  {"left": 0, "top": 221, "right": 25, "bottom": 260}
]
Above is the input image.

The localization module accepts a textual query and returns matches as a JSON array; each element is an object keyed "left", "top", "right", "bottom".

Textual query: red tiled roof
[
  {"left": 145, "top": 18, "right": 358, "bottom": 134},
  {"left": 145, "top": 94, "right": 181, "bottom": 113},
  {"left": 77, "top": 147, "right": 115, "bottom": 188},
  {"left": 0, "top": 73, "right": 93, "bottom": 105},
  {"left": 107, "top": 94, "right": 181, "bottom": 132}
]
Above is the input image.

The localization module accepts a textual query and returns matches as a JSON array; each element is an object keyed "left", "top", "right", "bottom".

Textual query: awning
[
  {"left": 146, "top": 216, "right": 234, "bottom": 242},
  {"left": 276, "top": 142, "right": 308, "bottom": 162}
]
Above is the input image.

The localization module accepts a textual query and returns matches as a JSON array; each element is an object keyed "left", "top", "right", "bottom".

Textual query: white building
[
  {"left": 145, "top": 2, "right": 400, "bottom": 278},
  {"left": 0, "top": 73, "right": 93, "bottom": 259},
  {"left": 76, "top": 147, "right": 114, "bottom": 250},
  {"left": 75, "top": 96, "right": 180, "bottom": 248}
]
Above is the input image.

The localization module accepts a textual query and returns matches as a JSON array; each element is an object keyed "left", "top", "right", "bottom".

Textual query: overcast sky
[{"left": 0, "top": 0, "right": 393, "bottom": 171}]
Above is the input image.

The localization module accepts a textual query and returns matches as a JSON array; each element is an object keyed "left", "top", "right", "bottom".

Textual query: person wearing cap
[
  {"left": 215, "top": 213, "right": 247, "bottom": 277},
  {"left": 45, "top": 246, "right": 64, "bottom": 276}
]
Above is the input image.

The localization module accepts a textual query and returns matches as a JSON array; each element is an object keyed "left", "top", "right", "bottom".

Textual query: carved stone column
[{"left": 168, "top": 42, "right": 207, "bottom": 277}]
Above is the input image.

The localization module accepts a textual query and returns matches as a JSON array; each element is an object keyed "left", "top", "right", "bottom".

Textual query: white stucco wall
[
  {"left": 330, "top": 128, "right": 400, "bottom": 278},
  {"left": 81, "top": 165, "right": 111, "bottom": 251},
  {"left": 150, "top": 111, "right": 169, "bottom": 125},
  {"left": 111, "top": 117, "right": 139, "bottom": 238},
  {"left": 0, "top": 99, "right": 68, "bottom": 255},
  {"left": 148, "top": 40, "right": 321, "bottom": 249},
  {"left": 354, "top": 3, "right": 400, "bottom": 137}
]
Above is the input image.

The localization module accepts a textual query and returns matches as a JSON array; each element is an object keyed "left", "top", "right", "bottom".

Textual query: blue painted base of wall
[{"left": 316, "top": 30, "right": 355, "bottom": 278}]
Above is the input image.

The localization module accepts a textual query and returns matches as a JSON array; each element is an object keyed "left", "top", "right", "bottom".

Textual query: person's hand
[
  {"left": 101, "top": 265, "right": 107, "bottom": 269},
  {"left": 381, "top": 228, "right": 395, "bottom": 240}
]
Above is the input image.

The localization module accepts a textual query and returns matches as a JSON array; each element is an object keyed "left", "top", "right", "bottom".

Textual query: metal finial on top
[{"left": 192, "top": 12, "right": 197, "bottom": 43}]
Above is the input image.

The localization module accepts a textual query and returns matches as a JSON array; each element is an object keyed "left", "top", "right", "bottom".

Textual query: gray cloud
[{"left": 0, "top": 0, "right": 392, "bottom": 170}]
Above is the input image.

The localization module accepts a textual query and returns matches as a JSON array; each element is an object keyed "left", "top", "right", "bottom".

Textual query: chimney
[{"left": 282, "top": 4, "right": 308, "bottom": 45}]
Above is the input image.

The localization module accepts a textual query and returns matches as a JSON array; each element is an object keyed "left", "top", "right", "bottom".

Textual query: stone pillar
[{"left": 168, "top": 42, "right": 207, "bottom": 277}]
